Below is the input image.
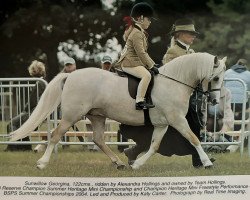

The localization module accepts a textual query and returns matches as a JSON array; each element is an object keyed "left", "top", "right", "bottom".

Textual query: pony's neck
[
  {"left": 161, "top": 61, "right": 200, "bottom": 88},
  {"left": 160, "top": 53, "right": 213, "bottom": 89}
]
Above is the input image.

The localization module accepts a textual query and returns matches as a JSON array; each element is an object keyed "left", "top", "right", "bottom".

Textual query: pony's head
[{"left": 202, "top": 56, "right": 227, "bottom": 105}]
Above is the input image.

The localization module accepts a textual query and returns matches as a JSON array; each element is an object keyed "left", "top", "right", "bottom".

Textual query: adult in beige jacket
[
  {"left": 161, "top": 18, "right": 213, "bottom": 168},
  {"left": 162, "top": 18, "right": 198, "bottom": 64},
  {"left": 117, "top": 3, "right": 159, "bottom": 110}
]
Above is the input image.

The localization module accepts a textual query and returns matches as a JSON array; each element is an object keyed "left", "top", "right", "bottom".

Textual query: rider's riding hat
[
  {"left": 170, "top": 18, "right": 199, "bottom": 36},
  {"left": 130, "top": 2, "right": 155, "bottom": 19}
]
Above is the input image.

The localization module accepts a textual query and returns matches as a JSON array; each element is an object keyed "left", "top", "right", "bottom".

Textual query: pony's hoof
[
  {"left": 128, "top": 160, "right": 135, "bottom": 166},
  {"left": 36, "top": 160, "right": 47, "bottom": 170},
  {"left": 203, "top": 158, "right": 215, "bottom": 169},
  {"left": 202, "top": 158, "right": 213, "bottom": 168},
  {"left": 113, "top": 161, "right": 126, "bottom": 170},
  {"left": 117, "top": 164, "right": 126, "bottom": 170},
  {"left": 37, "top": 164, "right": 46, "bottom": 170},
  {"left": 205, "top": 165, "right": 214, "bottom": 169},
  {"left": 130, "top": 162, "right": 140, "bottom": 170},
  {"left": 210, "top": 157, "right": 216, "bottom": 163}
]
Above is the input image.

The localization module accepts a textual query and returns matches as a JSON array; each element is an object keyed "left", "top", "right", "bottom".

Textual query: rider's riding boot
[
  {"left": 124, "top": 145, "right": 144, "bottom": 165},
  {"left": 136, "top": 101, "right": 155, "bottom": 110}
]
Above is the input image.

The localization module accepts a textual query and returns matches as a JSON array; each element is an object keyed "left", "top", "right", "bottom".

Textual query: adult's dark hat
[
  {"left": 170, "top": 18, "right": 199, "bottom": 36},
  {"left": 130, "top": 2, "right": 154, "bottom": 19}
]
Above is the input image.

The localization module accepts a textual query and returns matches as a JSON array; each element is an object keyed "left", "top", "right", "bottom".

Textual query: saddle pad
[{"left": 127, "top": 74, "right": 140, "bottom": 99}]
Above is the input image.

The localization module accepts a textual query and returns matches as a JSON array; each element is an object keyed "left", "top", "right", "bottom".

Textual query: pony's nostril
[{"left": 212, "top": 99, "right": 218, "bottom": 105}]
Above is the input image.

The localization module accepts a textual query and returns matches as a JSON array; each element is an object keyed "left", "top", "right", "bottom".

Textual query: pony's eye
[{"left": 213, "top": 77, "right": 219, "bottom": 81}]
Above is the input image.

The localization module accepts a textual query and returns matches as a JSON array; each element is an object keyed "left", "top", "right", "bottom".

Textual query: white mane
[{"left": 160, "top": 53, "right": 215, "bottom": 85}]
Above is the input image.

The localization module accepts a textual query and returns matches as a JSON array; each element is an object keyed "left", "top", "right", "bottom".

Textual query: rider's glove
[{"left": 151, "top": 64, "right": 160, "bottom": 75}]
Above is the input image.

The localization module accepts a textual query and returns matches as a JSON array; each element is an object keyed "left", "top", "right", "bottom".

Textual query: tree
[
  {"left": 0, "top": 0, "right": 114, "bottom": 80},
  {"left": 1, "top": 0, "right": 215, "bottom": 80},
  {"left": 195, "top": 0, "right": 250, "bottom": 68}
]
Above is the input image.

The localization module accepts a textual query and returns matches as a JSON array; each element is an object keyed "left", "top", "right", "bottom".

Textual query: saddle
[
  {"left": 117, "top": 69, "right": 154, "bottom": 104},
  {"left": 116, "top": 69, "right": 154, "bottom": 125}
]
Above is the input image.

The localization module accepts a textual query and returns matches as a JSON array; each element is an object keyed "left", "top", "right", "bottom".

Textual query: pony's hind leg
[
  {"left": 131, "top": 125, "right": 168, "bottom": 170},
  {"left": 37, "top": 119, "right": 72, "bottom": 170},
  {"left": 88, "top": 115, "right": 126, "bottom": 169}
]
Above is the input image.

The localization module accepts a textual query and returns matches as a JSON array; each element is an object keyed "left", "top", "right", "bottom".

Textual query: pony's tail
[{"left": 10, "top": 73, "right": 69, "bottom": 141}]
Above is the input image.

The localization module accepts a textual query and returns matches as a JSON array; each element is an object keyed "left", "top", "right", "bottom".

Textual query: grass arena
[{"left": 0, "top": 144, "right": 250, "bottom": 177}]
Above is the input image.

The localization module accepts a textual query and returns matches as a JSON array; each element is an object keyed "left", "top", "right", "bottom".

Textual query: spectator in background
[
  {"left": 62, "top": 57, "right": 76, "bottom": 73},
  {"left": 5, "top": 60, "right": 46, "bottom": 151},
  {"left": 224, "top": 59, "right": 250, "bottom": 130},
  {"left": 101, "top": 55, "right": 115, "bottom": 72},
  {"left": 224, "top": 58, "right": 250, "bottom": 150},
  {"left": 225, "top": 58, "right": 250, "bottom": 97},
  {"left": 225, "top": 59, "right": 250, "bottom": 101}
]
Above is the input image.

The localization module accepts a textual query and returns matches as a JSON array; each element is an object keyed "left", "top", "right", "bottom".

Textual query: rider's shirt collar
[
  {"left": 135, "top": 23, "right": 143, "bottom": 31},
  {"left": 134, "top": 24, "right": 148, "bottom": 38},
  {"left": 176, "top": 40, "right": 190, "bottom": 51}
]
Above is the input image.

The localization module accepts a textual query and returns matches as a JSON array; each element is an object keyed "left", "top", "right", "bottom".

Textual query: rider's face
[
  {"left": 140, "top": 17, "right": 151, "bottom": 30},
  {"left": 178, "top": 32, "right": 196, "bottom": 45}
]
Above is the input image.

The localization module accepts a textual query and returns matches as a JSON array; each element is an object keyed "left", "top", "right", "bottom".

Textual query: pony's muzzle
[
  {"left": 207, "top": 95, "right": 218, "bottom": 106},
  {"left": 211, "top": 99, "right": 218, "bottom": 106}
]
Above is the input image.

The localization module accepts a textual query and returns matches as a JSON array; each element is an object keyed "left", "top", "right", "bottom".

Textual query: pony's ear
[
  {"left": 214, "top": 56, "right": 219, "bottom": 68},
  {"left": 222, "top": 56, "right": 227, "bottom": 63}
]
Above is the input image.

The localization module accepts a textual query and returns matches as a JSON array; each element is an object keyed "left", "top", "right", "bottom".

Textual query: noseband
[
  {"left": 206, "top": 82, "right": 221, "bottom": 105},
  {"left": 207, "top": 82, "right": 221, "bottom": 93}
]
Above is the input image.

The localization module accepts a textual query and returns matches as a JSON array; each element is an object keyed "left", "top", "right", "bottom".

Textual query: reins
[{"left": 158, "top": 73, "right": 209, "bottom": 96}]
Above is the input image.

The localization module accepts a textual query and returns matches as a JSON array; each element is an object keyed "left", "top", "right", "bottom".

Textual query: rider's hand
[{"left": 151, "top": 64, "right": 160, "bottom": 75}]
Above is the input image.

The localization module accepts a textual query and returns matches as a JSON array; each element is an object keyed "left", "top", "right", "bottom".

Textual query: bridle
[
  {"left": 206, "top": 82, "right": 220, "bottom": 105},
  {"left": 206, "top": 66, "right": 225, "bottom": 103}
]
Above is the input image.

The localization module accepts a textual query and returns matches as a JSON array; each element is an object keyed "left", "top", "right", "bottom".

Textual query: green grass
[{"left": 0, "top": 145, "right": 250, "bottom": 177}]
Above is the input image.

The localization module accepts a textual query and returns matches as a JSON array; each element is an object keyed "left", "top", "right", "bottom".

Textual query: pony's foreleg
[
  {"left": 37, "top": 120, "right": 72, "bottom": 170},
  {"left": 131, "top": 126, "right": 168, "bottom": 170},
  {"left": 173, "top": 118, "right": 213, "bottom": 168},
  {"left": 88, "top": 115, "right": 126, "bottom": 169}
]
